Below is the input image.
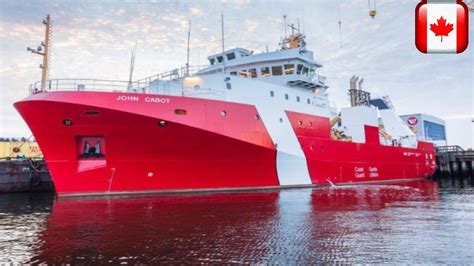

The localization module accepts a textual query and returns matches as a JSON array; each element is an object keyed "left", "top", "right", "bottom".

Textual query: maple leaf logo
[{"left": 430, "top": 16, "right": 454, "bottom": 42}]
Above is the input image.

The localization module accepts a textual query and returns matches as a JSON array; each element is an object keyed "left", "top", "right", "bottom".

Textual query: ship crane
[{"left": 27, "top": 14, "right": 52, "bottom": 92}]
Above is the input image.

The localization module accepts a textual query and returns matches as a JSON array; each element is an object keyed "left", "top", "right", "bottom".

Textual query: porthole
[
  {"left": 285, "top": 94, "right": 289, "bottom": 100},
  {"left": 158, "top": 120, "right": 167, "bottom": 127},
  {"left": 221, "top": 111, "right": 227, "bottom": 117},
  {"left": 63, "top": 119, "right": 73, "bottom": 126},
  {"left": 270, "top": 91, "right": 274, "bottom": 97},
  {"left": 298, "top": 121, "right": 303, "bottom": 126},
  {"left": 84, "top": 110, "right": 100, "bottom": 116},
  {"left": 279, "top": 118, "right": 283, "bottom": 123},
  {"left": 309, "top": 121, "right": 313, "bottom": 127},
  {"left": 174, "top": 109, "right": 187, "bottom": 115},
  {"left": 296, "top": 96, "right": 300, "bottom": 102},
  {"left": 254, "top": 114, "right": 260, "bottom": 120}
]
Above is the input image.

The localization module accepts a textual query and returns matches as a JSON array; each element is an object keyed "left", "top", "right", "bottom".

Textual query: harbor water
[{"left": 0, "top": 179, "right": 472, "bottom": 264}]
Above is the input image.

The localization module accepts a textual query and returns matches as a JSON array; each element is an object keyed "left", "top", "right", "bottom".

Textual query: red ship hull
[{"left": 15, "top": 91, "right": 437, "bottom": 196}]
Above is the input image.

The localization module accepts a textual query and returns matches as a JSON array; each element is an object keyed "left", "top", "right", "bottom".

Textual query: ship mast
[{"left": 27, "top": 14, "right": 52, "bottom": 92}]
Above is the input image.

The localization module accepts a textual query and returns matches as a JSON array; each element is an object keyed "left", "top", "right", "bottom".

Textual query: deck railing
[{"left": 28, "top": 65, "right": 225, "bottom": 98}]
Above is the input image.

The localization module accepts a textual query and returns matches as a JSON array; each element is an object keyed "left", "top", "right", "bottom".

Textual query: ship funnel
[
  {"left": 358, "top": 78, "right": 364, "bottom": 90},
  {"left": 349, "top": 76, "right": 355, "bottom": 90}
]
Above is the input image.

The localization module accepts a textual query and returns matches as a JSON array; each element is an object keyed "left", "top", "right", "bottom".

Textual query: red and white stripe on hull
[
  {"left": 15, "top": 91, "right": 436, "bottom": 196},
  {"left": 286, "top": 111, "right": 436, "bottom": 185}
]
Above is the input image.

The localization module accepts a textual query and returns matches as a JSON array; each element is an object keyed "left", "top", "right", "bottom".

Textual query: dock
[{"left": 433, "top": 145, "right": 474, "bottom": 180}]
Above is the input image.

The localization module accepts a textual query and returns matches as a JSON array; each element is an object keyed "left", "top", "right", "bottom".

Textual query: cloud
[
  {"left": 441, "top": 114, "right": 474, "bottom": 120},
  {"left": 244, "top": 19, "right": 260, "bottom": 32},
  {"left": 190, "top": 6, "right": 203, "bottom": 16}
]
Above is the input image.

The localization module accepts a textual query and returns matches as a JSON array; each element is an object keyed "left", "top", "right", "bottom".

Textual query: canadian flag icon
[{"left": 416, "top": 0, "right": 469, "bottom": 53}]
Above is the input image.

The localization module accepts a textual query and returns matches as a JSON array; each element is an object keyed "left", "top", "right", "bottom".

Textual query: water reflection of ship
[{"left": 30, "top": 181, "right": 438, "bottom": 264}]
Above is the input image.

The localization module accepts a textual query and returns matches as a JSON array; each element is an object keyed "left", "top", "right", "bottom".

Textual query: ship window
[
  {"left": 307, "top": 98, "right": 311, "bottom": 104},
  {"left": 249, "top": 68, "right": 257, "bottom": 78},
  {"left": 226, "top": 53, "right": 236, "bottom": 60},
  {"left": 270, "top": 91, "right": 274, "bottom": 97},
  {"left": 261, "top": 67, "right": 270, "bottom": 77},
  {"left": 85, "top": 110, "right": 100, "bottom": 116},
  {"left": 296, "top": 96, "right": 300, "bottom": 102},
  {"left": 297, "top": 64, "right": 303, "bottom": 74},
  {"left": 239, "top": 69, "right": 248, "bottom": 78},
  {"left": 210, "top": 58, "right": 215, "bottom": 65},
  {"left": 284, "top": 64, "right": 295, "bottom": 75},
  {"left": 174, "top": 109, "right": 187, "bottom": 115},
  {"left": 216, "top": 56, "right": 224, "bottom": 63},
  {"left": 302, "top": 67, "right": 309, "bottom": 76},
  {"left": 272, "top": 66, "right": 283, "bottom": 76},
  {"left": 285, "top": 94, "right": 289, "bottom": 100},
  {"left": 309, "top": 68, "right": 315, "bottom": 76},
  {"left": 226, "top": 82, "right": 232, "bottom": 90},
  {"left": 230, "top": 71, "right": 237, "bottom": 76}
]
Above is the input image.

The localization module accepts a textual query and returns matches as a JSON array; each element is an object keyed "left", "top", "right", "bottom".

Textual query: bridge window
[
  {"left": 210, "top": 58, "right": 215, "bottom": 65},
  {"left": 310, "top": 68, "right": 315, "bottom": 76},
  {"left": 297, "top": 64, "right": 303, "bottom": 74},
  {"left": 216, "top": 56, "right": 224, "bottom": 63},
  {"left": 272, "top": 66, "right": 283, "bottom": 76},
  {"left": 284, "top": 64, "right": 295, "bottom": 75},
  {"left": 249, "top": 68, "right": 257, "bottom": 78},
  {"left": 302, "top": 66, "right": 309, "bottom": 76},
  {"left": 261, "top": 67, "right": 270, "bottom": 77},
  {"left": 226, "top": 53, "right": 236, "bottom": 60},
  {"left": 239, "top": 69, "right": 248, "bottom": 78},
  {"left": 230, "top": 71, "right": 237, "bottom": 76}
]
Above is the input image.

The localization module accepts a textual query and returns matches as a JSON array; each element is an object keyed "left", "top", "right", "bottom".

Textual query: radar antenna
[
  {"left": 221, "top": 12, "right": 226, "bottom": 74},
  {"left": 27, "top": 14, "right": 52, "bottom": 92},
  {"left": 186, "top": 20, "right": 191, "bottom": 76},
  {"left": 338, "top": 2, "right": 342, "bottom": 47},
  {"left": 127, "top": 42, "right": 137, "bottom": 90}
]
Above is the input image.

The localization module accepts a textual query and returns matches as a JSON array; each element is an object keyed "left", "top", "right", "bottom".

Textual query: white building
[{"left": 399, "top": 114, "right": 447, "bottom": 146}]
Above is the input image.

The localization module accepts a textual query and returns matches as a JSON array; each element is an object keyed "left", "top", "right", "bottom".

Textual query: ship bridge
[{"left": 197, "top": 33, "right": 328, "bottom": 94}]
